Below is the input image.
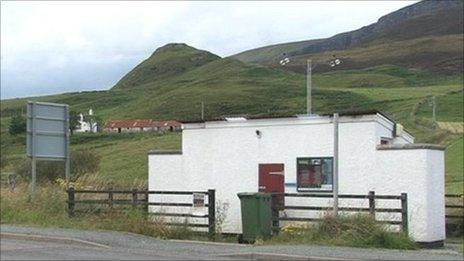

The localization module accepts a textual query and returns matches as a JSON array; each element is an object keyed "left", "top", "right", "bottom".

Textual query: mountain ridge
[{"left": 231, "top": 0, "right": 463, "bottom": 74}]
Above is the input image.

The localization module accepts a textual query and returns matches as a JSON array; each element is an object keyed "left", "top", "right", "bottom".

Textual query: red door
[{"left": 259, "top": 164, "right": 285, "bottom": 208}]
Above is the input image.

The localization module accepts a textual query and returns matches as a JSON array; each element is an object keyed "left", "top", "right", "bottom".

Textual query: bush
[
  {"left": 268, "top": 214, "right": 418, "bottom": 250},
  {"left": 14, "top": 149, "right": 100, "bottom": 182},
  {"left": 14, "top": 159, "right": 65, "bottom": 182},
  {"left": 8, "top": 114, "right": 26, "bottom": 135},
  {"left": 0, "top": 154, "right": 6, "bottom": 169},
  {"left": 71, "top": 149, "right": 100, "bottom": 178}
]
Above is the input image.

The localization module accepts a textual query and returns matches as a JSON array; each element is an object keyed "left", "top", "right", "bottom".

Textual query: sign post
[
  {"left": 333, "top": 113, "right": 339, "bottom": 216},
  {"left": 27, "top": 101, "right": 70, "bottom": 200}
]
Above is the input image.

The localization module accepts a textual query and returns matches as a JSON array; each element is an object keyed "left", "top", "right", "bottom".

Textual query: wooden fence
[
  {"left": 445, "top": 194, "right": 464, "bottom": 220},
  {"left": 66, "top": 188, "right": 216, "bottom": 235},
  {"left": 271, "top": 191, "right": 409, "bottom": 233}
]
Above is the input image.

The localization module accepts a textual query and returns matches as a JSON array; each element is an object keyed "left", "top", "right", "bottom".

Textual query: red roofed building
[
  {"left": 152, "top": 120, "right": 182, "bottom": 132},
  {"left": 104, "top": 119, "right": 153, "bottom": 133},
  {"left": 104, "top": 119, "right": 182, "bottom": 133}
]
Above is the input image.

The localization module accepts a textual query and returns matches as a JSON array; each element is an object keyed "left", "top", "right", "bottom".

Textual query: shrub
[
  {"left": 14, "top": 149, "right": 100, "bottom": 182},
  {"left": 8, "top": 114, "right": 26, "bottom": 135},
  {"left": 14, "top": 159, "right": 65, "bottom": 182},
  {"left": 0, "top": 154, "right": 6, "bottom": 169},
  {"left": 71, "top": 149, "right": 100, "bottom": 178}
]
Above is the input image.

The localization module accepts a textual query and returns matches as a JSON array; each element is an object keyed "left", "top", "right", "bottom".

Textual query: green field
[
  {"left": 445, "top": 137, "right": 464, "bottom": 194},
  {"left": 1, "top": 44, "right": 462, "bottom": 192}
]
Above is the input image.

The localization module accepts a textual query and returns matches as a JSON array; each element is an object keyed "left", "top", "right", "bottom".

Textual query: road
[{"left": 1, "top": 225, "right": 462, "bottom": 260}]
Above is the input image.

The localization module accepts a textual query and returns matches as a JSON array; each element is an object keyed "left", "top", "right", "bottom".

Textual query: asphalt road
[{"left": 1, "top": 225, "right": 462, "bottom": 260}]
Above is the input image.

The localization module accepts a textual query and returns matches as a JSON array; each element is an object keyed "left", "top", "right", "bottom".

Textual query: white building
[
  {"left": 75, "top": 109, "right": 98, "bottom": 133},
  {"left": 148, "top": 111, "right": 445, "bottom": 245}
]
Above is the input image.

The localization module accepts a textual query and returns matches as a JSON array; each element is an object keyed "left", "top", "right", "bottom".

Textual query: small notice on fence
[{"left": 193, "top": 193, "right": 205, "bottom": 208}]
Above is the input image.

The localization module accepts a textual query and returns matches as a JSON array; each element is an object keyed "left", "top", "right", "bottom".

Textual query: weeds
[
  {"left": 0, "top": 183, "right": 192, "bottom": 240},
  {"left": 267, "top": 214, "right": 418, "bottom": 250}
]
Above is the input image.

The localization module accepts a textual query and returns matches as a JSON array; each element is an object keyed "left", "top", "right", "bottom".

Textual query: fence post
[
  {"left": 368, "top": 191, "right": 376, "bottom": 217},
  {"left": 145, "top": 190, "right": 149, "bottom": 212},
  {"left": 208, "top": 189, "right": 216, "bottom": 238},
  {"left": 401, "top": 193, "right": 408, "bottom": 234},
  {"left": 67, "top": 187, "right": 75, "bottom": 217},
  {"left": 132, "top": 188, "right": 138, "bottom": 208},
  {"left": 108, "top": 187, "right": 113, "bottom": 208},
  {"left": 271, "top": 194, "right": 280, "bottom": 235}
]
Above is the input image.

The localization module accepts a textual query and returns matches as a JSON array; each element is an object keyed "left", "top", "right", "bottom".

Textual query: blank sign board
[{"left": 27, "top": 101, "right": 69, "bottom": 159}]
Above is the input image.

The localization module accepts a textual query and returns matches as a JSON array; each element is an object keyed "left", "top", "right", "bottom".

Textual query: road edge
[{"left": 0, "top": 232, "right": 110, "bottom": 249}]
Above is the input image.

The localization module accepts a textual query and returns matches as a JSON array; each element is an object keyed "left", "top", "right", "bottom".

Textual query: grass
[
  {"left": 265, "top": 214, "right": 418, "bottom": 250},
  {"left": 0, "top": 183, "right": 195, "bottom": 240},
  {"left": 234, "top": 33, "right": 464, "bottom": 75},
  {"left": 314, "top": 65, "right": 463, "bottom": 89},
  {"left": 0, "top": 44, "right": 462, "bottom": 189},
  {"left": 0, "top": 183, "right": 419, "bottom": 249},
  {"left": 0, "top": 121, "right": 181, "bottom": 186},
  {"left": 445, "top": 137, "right": 464, "bottom": 194}
]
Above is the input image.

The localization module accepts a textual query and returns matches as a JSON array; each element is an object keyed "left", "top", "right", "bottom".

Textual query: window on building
[{"left": 297, "top": 157, "right": 333, "bottom": 192}]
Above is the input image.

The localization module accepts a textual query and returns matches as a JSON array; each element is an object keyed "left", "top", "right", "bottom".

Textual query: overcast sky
[{"left": 1, "top": 1, "right": 416, "bottom": 99}]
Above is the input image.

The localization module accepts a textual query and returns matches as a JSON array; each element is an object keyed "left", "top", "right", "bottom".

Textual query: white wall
[
  {"left": 373, "top": 148, "right": 445, "bottom": 242},
  {"left": 150, "top": 115, "right": 379, "bottom": 234},
  {"left": 148, "top": 114, "right": 445, "bottom": 243}
]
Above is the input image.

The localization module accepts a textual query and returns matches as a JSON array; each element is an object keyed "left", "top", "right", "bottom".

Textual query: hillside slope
[
  {"left": 113, "top": 43, "right": 220, "bottom": 89},
  {"left": 232, "top": 0, "right": 463, "bottom": 74},
  {"left": 1, "top": 1, "right": 462, "bottom": 190}
]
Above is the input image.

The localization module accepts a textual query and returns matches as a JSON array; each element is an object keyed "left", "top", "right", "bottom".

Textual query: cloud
[{"left": 1, "top": 1, "right": 415, "bottom": 98}]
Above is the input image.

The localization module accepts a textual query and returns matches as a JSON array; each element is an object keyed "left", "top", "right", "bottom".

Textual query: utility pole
[
  {"left": 30, "top": 102, "right": 37, "bottom": 201},
  {"left": 333, "top": 112, "right": 339, "bottom": 216},
  {"left": 432, "top": 96, "right": 436, "bottom": 128},
  {"left": 428, "top": 96, "right": 436, "bottom": 128},
  {"left": 280, "top": 56, "right": 341, "bottom": 116},
  {"left": 307, "top": 59, "right": 312, "bottom": 115},
  {"left": 201, "top": 102, "right": 205, "bottom": 120}
]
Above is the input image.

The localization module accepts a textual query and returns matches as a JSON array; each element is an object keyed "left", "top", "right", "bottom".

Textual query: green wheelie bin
[{"left": 237, "top": 192, "right": 273, "bottom": 243}]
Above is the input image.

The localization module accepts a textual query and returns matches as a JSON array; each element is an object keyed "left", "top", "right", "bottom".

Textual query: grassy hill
[
  {"left": 1, "top": 55, "right": 462, "bottom": 190},
  {"left": 1, "top": 0, "right": 462, "bottom": 192},
  {"left": 113, "top": 43, "right": 220, "bottom": 90}
]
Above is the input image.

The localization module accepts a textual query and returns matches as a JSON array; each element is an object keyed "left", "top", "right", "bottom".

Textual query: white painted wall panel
[{"left": 148, "top": 115, "right": 444, "bottom": 243}]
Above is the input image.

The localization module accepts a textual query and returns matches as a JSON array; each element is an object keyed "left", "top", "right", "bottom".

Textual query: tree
[
  {"left": 8, "top": 114, "right": 26, "bottom": 135},
  {"left": 69, "top": 110, "right": 80, "bottom": 135}
]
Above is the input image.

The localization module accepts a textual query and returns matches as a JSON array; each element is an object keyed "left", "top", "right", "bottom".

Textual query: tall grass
[
  {"left": 0, "top": 183, "right": 193, "bottom": 240},
  {"left": 267, "top": 214, "right": 418, "bottom": 250}
]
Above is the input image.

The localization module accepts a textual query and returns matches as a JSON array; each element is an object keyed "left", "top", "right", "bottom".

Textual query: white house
[
  {"left": 148, "top": 111, "right": 445, "bottom": 245},
  {"left": 75, "top": 109, "right": 98, "bottom": 133}
]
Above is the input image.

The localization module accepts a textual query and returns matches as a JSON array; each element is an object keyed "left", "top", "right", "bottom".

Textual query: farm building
[
  {"left": 148, "top": 111, "right": 445, "bottom": 245},
  {"left": 152, "top": 120, "right": 182, "bottom": 132},
  {"left": 104, "top": 119, "right": 182, "bottom": 133},
  {"left": 104, "top": 119, "right": 153, "bottom": 133}
]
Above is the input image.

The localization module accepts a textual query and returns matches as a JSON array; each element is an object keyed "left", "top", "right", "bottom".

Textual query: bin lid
[{"left": 237, "top": 192, "right": 271, "bottom": 199}]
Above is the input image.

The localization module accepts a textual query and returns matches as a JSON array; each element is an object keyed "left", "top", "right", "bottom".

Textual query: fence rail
[
  {"left": 445, "top": 194, "right": 463, "bottom": 220},
  {"left": 66, "top": 187, "right": 216, "bottom": 235},
  {"left": 272, "top": 191, "right": 408, "bottom": 233}
]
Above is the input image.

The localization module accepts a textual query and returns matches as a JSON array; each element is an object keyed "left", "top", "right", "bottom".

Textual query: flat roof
[
  {"left": 180, "top": 110, "right": 395, "bottom": 124},
  {"left": 377, "top": 144, "right": 445, "bottom": 151},
  {"left": 148, "top": 150, "right": 182, "bottom": 155}
]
